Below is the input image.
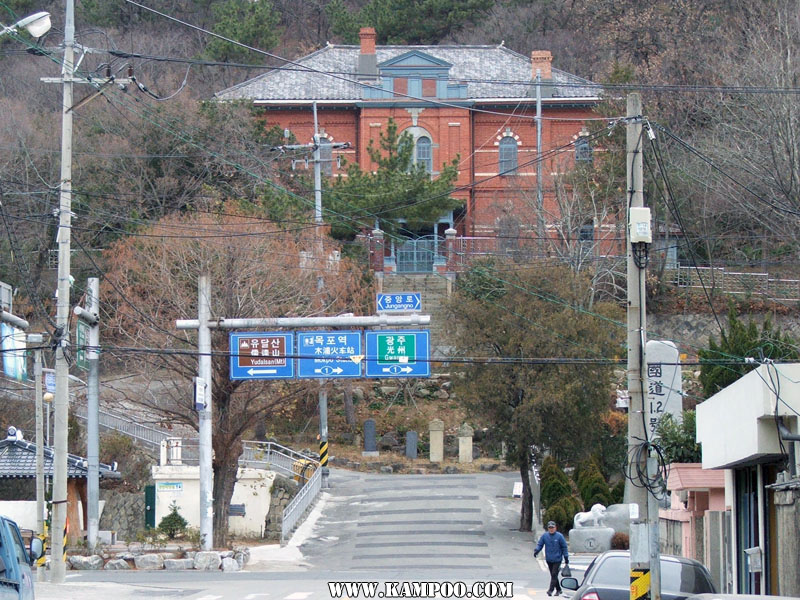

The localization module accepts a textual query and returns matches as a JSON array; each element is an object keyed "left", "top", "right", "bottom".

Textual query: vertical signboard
[
  {"left": 76, "top": 320, "right": 89, "bottom": 371},
  {"left": 229, "top": 332, "right": 294, "bottom": 380},
  {"left": 646, "top": 340, "right": 682, "bottom": 438}
]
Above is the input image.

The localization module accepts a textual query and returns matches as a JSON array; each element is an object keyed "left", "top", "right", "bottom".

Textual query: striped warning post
[
  {"left": 36, "top": 522, "right": 48, "bottom": 569},
  {"left": 62, "top": 517, "right": 68, "bottom": 562},
  {"left": 630, "top": 568, "right": 650, "bottom": 600},
  {"left": 319, "top": 439, "right": 328, "bottom": 468}
]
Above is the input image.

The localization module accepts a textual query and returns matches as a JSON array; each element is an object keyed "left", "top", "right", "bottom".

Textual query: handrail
[
  {"left": 72, "top": 404, "right": 170, "bottom": 451},
  {"left": 281, "top": 463, "right": 322, "bottom": 543}
]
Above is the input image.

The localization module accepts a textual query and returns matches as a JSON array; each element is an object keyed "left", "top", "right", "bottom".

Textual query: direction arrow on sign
[
  {"left": 365, "top": 330, "right": 430, "bottom": 378},
  {"left": 297, "top": 331, "right": 363, "bottom": 379},
  {"left": 229, "top": 332, "right": 294, "bottom": 380}
]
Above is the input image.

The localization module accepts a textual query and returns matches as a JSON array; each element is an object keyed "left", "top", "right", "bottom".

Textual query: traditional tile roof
[
  {"left": 215, "top": 44, "right": 598, "bottom": 102},
  {"left": 0, "top": 437, "right": 121, "bottom": 480}
]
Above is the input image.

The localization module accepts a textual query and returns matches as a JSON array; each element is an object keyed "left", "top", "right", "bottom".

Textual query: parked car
[
  {"left": 0, "top": 515, "right": 43, "bottom": 600},
  {"left": 561, "top": 550, "right": 716, "bottom": 600}
]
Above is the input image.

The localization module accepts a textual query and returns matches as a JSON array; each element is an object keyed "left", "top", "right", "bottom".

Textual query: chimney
[
  {"left": 358, "top": 27, "right": 378, "bottom": 79},
  {"left": 531, "top": 50, "right": 552, "bottom": 80}
]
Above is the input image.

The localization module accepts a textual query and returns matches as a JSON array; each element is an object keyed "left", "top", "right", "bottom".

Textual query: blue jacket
[{"left": 534, "top": 530, "right": 569, "bottom": 563}]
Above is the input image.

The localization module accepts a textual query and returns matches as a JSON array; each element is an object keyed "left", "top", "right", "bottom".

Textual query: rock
[
  {"left": 103, "top": 559, "right": 131, "bottom": 570},
  {"left": 352, "top": 387, "right": 365, "bottom": 402},
  {"left": 434, "top": 389, "right": 449, "bottom": 400},
  {"left": 380, "top": 466, "right": 393, "bottom": 474},
  {"left": 220, "top": 550, "right": 234, "bottom": 559},
  {"left": 233, "top": 546, "right": 251, "bottom": 566},
  {"left": 379, "top": 386, "right": 400, "bottom": 396},
  {"left": 194, "top": 551, "right": 221, "bottom": 571},
  {"left": 379, "top": 433, "right": 398, "bottom": 449},
  {"left": 134, "top": 553, "right": 164, "bottom": 570},
  {"left": 443, "top": 466, "right": 461, "bottom": 474},
  {"left": 164, "top": 558, "right": 194, "bottom": 570},
  {"left": 69, "top": 555, "right": 104, "bottom": 570},
  {"left": 221, "top": 557, "right": 240, "bottom": 572},
  {"left": 480, "top": 463, "right": 499, "bottom": 471}
]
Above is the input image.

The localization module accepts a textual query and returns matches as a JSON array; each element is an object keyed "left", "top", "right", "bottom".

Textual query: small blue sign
[
  {"left": 376, "top": 292, "right": 421, "bottom": 313},
  {"left": 229, "top": 332, "right": 294, "bottom": 380},
  {"left": 297, "top": 331, "right": 363, "bottom": 379},
  {"left": 365, "top": 330, "right": 430, "bottom": 378}
]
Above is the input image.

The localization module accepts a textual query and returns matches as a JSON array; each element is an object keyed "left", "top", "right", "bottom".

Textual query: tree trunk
[
  {"left": 519, "top": 453, "right": 533, "bottom": 531},
  {"left": 212, "top": 440, "right": 242, "bottom": 548}
]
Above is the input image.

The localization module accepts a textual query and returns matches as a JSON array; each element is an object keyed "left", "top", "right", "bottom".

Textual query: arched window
[
  {"left": 499, "top": 137, "right": 518, "bottom": 174},
  {"left": 415, "top": 136, "right": 432, "bottom": 173}
]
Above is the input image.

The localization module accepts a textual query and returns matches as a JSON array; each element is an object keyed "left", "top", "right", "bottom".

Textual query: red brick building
[{"left": 217, "top": 28, "right": 602, "bottom": 270}]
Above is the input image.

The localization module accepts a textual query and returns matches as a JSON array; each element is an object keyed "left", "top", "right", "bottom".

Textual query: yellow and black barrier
[
  {"left": 630, "top": 568, "right": 650, "bottom": 600},
  {"left": 319, "top": 439, "right": 328, "bottom": 468}
]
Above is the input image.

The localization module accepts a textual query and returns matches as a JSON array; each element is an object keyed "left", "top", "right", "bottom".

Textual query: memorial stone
[
  {"left": 405, "top": 431, "right": 418, "bottom": 459},
  {"left": 363, "top": 419, "right": 379, "bottom": 457},
  {"left": 429, "top": 419, "right": 444, "bottom": 463}
]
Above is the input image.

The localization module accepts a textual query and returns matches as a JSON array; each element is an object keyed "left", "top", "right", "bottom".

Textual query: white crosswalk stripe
[{"left": 284, "top": 593, "right": 313, "bottom": 600}]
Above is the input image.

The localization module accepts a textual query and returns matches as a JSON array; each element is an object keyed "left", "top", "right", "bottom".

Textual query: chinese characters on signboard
[{"left": 646, "top": 340, "right": 682, "bottom": 438}]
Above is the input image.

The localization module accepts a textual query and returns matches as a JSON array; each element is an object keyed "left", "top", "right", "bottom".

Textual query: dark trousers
[{"left": 546, "top": 560, "right": 562, "bottom": 594}]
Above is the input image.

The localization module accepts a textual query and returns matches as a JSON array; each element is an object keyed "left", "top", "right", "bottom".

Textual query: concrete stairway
[{"left": 380, "top": 273, "right": 453, "bottom": 359}]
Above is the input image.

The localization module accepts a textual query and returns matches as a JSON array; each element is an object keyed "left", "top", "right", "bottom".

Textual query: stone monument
[
  {"left": 458, "top": 423, "right": 474, "bottom": 463},
  {"left": 568, "top": 503, "right": 615, "bottom": 553},
  {"left": 429, "top": 419, "right": 444, "bottom": 463}
]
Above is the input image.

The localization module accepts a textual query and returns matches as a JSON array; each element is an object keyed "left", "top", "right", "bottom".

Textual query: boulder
[
  {"left": 194, "top": 551, "right": 221, "bottom": 571},
  {"left": 221, "top": 557, "right": 240, "bottom": 572},
  {"left": 134, "top": 553, "right": 164, "bottom": 570},
  {"left": 164, "top": 558, "right": 195, "bottom": 570},
  {"left": 69, "top": 555, "right": 104, "bottom": 570},
  {"left": 103, "top": 558, "right": 131, "bottom": 570}
]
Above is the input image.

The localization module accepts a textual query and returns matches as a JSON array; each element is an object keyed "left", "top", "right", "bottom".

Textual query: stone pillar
[
  {"left": 370, "top": 229, "right": 384, "bottom": 273},
  {"left": 405, "top": 431, "right": 418, "bottom": 459},
  {"left": 445, "top": 227, "right": 457, "bottom": 272},
  {"left": 458, "top": 423, "right": 474, "bottom": 463},
  {"left": 362, "top": 419, "right": 378, "bottom": 457},
  {"left": 429, "top": 419, "right": 444, "bottom": 463}
]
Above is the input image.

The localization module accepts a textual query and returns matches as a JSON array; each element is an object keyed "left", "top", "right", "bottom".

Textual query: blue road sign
[
  {"left": 376, "top": 292, "right": 421, "bottom": 313},
  {"left": 229, "top": 332, "right": 294, "bottom": 380},
  {"left": 365, "top": 330, "right": 430, "bottom": 378},
  {"left": 297, "top": 331, "right": 363, "bottom": 379}
]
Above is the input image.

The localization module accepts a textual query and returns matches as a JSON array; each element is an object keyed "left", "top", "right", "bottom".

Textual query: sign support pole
[{"left": 198, "top": 275, "right": 213, "bottom": 550}]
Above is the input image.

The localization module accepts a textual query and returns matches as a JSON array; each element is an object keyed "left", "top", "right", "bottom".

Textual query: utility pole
[
  {"left": 50, "top": 0, "right": 75, "bottom": 583},
  {"left": 626, "top": 93, "right": 658, "bottom": 600},
  {"left": 535, "top": 69, "right": 545, "bottom": 255},
  {"left": 74, "top": 278, "right": 99, "bottom": 552}
]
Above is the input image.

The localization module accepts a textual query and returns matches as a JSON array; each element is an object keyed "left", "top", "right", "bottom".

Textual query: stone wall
[
  {"left": 99, "top": 490, "right": 144, "bottom": 541},
  {"left": 263, "top": 475, "right": 298, "bottom": 540}
]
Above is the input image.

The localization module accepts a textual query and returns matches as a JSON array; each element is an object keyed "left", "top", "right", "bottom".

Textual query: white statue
[{"left": 573, "top": 503, "right": 607, "bottom": 529}]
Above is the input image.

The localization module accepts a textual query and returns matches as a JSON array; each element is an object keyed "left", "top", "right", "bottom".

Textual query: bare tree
[{"left": 101, "top": 204, "right": 372, "bottom": 547}]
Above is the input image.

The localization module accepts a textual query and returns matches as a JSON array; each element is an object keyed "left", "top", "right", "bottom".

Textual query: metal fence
[
  {"left": 161, "top": 438, "right": 321, "bottom": 544},
  {"left": 72, "top": 404, "right": 170, "bottom": 452},
  {"left": 396, "top": 236, "right": 442, "bottom": 272},
  {"left": 669, "top": 266, "right": 800, "bottom": 302}
]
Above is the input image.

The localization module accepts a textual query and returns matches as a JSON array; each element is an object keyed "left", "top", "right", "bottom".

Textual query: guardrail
[
  {"left": 161, "top": 438, "right": 322, "bottom": 544},
  {"left": 281, "top": 462, "right": 322, "bottom": 543},
  {"left": 72, "top": 404, "right": 170, "bottom": 451},
  {"left": 669, "top": 266, "right": 800, "bottom": 302}
]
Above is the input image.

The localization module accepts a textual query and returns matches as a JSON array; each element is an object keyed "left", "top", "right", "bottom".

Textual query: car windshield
[{"left": 592, "top": 556, "right": 714, "bottom": 593}]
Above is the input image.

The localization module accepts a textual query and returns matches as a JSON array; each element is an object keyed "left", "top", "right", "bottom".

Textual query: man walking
[{"left": 534, "top": 521, "right": 569, "bottom": 596}]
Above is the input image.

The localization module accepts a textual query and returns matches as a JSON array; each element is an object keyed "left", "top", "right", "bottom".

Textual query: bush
[
  {"left": 611, "top": 532, "right": 629, "bottom": 549},
  {"left": 158, "top": 502, "right": 188, "bottom": 539},
  {"left": 610, "top": 480, "right": 625, "bottom": 505},
  {"left": 543, "top": 495, "right": 582, "bottom": 533}
]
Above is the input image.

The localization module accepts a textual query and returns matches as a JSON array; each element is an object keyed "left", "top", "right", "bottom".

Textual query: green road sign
[
  {"left": 76, "top": 320, "right": 88, "bottom": 371},
  {"left": 376, "top": 333, "right": 416, "bottom": 364}
]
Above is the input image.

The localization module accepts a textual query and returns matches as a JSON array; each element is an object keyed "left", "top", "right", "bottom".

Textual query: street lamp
[{"left": 0, "top": 11, "right": 51, "bottom": 38}]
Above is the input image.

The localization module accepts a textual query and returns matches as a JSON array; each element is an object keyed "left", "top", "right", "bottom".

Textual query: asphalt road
[{"left": 35, "top": 468, "right": 592, "bottom": 600}]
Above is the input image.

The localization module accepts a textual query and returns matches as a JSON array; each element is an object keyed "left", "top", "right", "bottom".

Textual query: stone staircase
[{"left": 380, "top": 272, "right": 453, "bottom": 359}]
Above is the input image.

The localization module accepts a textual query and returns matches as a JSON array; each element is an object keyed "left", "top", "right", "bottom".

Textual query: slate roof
[
  {"left": 215, "top": 44, "right": 599, "bottom": 102},
  {"left": 0, "top": 438, "right": 121, "bottom": 479}
]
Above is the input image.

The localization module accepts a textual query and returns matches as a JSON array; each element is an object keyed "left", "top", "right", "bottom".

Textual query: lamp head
[{"left": 16, "top": 11, "right": 51, "bottom": 38}]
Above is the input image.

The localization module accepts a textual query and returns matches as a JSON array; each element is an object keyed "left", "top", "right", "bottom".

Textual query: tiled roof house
[{"left": 216, "top": 28, "right": 602, "bottom": 271}]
